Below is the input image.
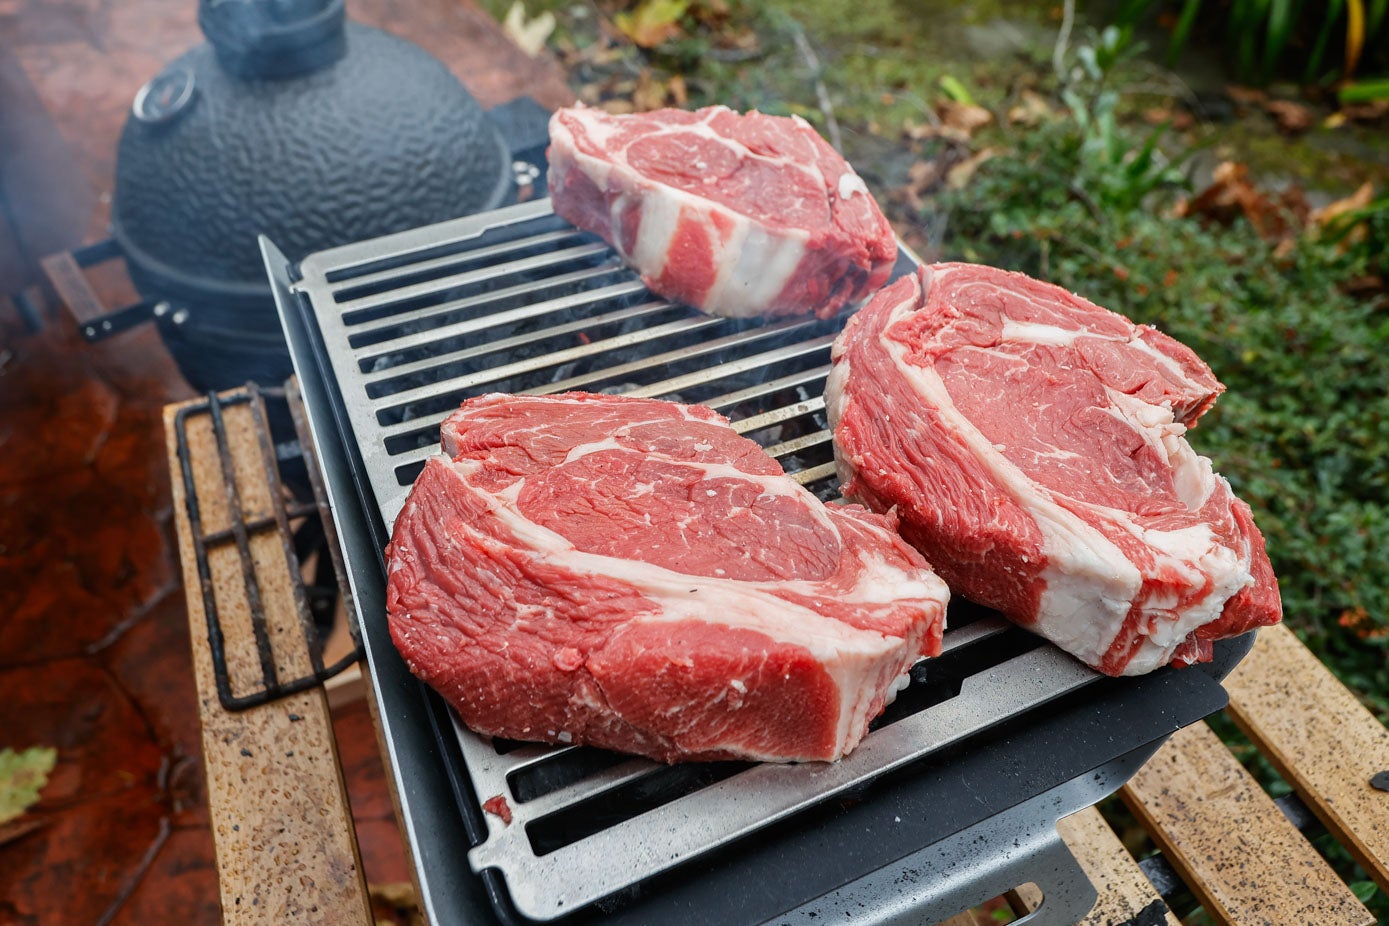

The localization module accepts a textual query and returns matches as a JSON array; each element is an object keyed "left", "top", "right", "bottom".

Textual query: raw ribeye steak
[
  {"left": 386, "top": 392, "right": 949, "bottom": 763},
  {"left": 826, "top": 264, "right": 1281, "bottom": 676},
  {"left": 547, "top": 104, "right": 897, "bottom": 320}
]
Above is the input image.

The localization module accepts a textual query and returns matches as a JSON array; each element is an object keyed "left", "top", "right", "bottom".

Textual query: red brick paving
[{"left": 0, "top": 1, "right": 572, "bottom": 920}]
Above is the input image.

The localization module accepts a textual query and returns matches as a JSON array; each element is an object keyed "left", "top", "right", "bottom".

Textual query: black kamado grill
[
  {"left": 52, "top": 0, "right": 549, "bottom": 393},
  {"left": 264, "top": 198, "right": 1256, "bottom": 925}
]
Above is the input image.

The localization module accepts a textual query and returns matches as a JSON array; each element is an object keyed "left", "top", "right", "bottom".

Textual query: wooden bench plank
[
  {"left": 1057, "top": 806, "right": 1182, "bottom": 926},
  {"left": 1223, "top": 623, "right": 1389, "bottom": 893},
  {"left": 1122, "top": 721, "right": 1372, "bottom": 925},
  {"left": 166, "top": 396, "right": 372, "bottom": 925}
]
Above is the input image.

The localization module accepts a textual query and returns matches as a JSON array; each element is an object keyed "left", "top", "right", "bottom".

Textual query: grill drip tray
[{"left": 265, "top": 199, "right": 1247, "bottom": 925}]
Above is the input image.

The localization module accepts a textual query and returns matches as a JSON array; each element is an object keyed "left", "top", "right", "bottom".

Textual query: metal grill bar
[
  {"left": 700, "top": 364, "right": 832, "bottom": 411},
  {"left": 467, "top": 617, "right": 1014, "bottom": 798},
  {"left": 352, "top": 269, "right": 644, "bottom": 354},
  {"left": 468, "top": 644, "right": 1098, "bottom": 919},
  {"left": 792, "top": 461, "right": 840, "bottom": 486},
  {"left": 334, "top": 240, "right": 612, "bottom": 314},
  {"left": 510, "top": 757, "right": 660, "bottom": 816},
  {"left": 360, "top": 296, "right": 672, "bottom": 387},
  {"left": 622, "top": 339, "right": 834, "bottom": 403},
  {"left": 517, "top": 316, "right": 825, "bottom": 396},
  {"left": 763, "top": 428, "right": 833, "bottom": 460},
  {"left": 377, "top": 314, "right": 718, "bottom": 425},
  {"left": 732, "top": 397, "right": 827, "bottom": 435},
  {"left": 326, "top": 227, "right": 587, "bottom": 297}
]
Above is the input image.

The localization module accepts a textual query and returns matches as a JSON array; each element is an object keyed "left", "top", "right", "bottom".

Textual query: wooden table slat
[
  {"left": 1223, "top": 623, "right": 1389, "bottom": 893},
  {"left": 1055, "top": 806, "right": 1182, "bottom": 926},
  {"left": 166, "top": 396, "right": 372, "bottom": 924},
  {"left": 1122, "top": 721, "right": 1373, "bottom": 926}
]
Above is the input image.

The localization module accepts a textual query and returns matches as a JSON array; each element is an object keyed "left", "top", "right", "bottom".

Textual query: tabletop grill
[{"left": 265, "top": 199, "right": 1251, "bottom": 926}]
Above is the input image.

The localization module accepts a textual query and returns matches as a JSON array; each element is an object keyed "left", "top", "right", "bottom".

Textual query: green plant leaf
[
  {"left": 613, "top": 0, "right": 690, "bottom": 48},
  {"left": 1116, "top": 0, "right": 1155, "bottom": 26},
  {"left": 1305, "top": 0, "right": 1346, "bottom": 82},
  {"left": 0, "top": 747, "right": 57, "bottom": 825},
  {"left": 1339, "top": 78, "right": 1389, "bottom": 101},
  {"left": 1231, "top": 0, "right": 1269, "bottom": 78},
  {"left": 1168, "top": 0, "right": 1204, "bottom": 64},
  {"left": 1077, "top": 44, "right": 1102, "bottom": 81},
  {"left": 1347, "top": 0, "right": 1366, "bottom": 77},
  {"left": 938, "top": 74, "right": 976, "bottom": 106},
  {"left": 1370, "top": 0, "right": 1388, "bottom": 34},
  {"left": 1351, "top": 880, "right": 1380, "bottom": 903},
  {"left": 1263, "top": 0, "right": 1300, "bottom": 80}
]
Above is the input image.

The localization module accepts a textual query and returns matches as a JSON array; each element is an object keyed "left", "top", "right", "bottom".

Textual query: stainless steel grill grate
[
  {"left": 295, "top": 200, "right": 861, "bottom": 524},
  {"left": 271, "top": 198, "right": 1241, "bottom": 926},
  {"left": 282, "top": 199, "right": 1108, "bottom": 921}
]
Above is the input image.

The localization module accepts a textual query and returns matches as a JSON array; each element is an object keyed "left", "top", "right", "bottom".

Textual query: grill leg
[
  {"left": 1007, "top": 830, "right": 1098, "bottom": 926},
  {"left": 774, "top": 799, "right": 1099, "bottom": 926}
]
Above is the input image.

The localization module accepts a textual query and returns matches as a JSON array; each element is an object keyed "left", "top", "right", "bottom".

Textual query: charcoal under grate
[{"left": 265, "top": 198, "right": 1247, "bottom": 926}]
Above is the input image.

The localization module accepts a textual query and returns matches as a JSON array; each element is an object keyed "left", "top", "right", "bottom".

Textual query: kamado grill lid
[{"left": 111, "top": 0, "right": 512, "bottom": 315}]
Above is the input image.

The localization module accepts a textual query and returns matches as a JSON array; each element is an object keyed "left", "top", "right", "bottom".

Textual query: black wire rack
[{"left": 173, "top": 381, "right": 361, "bottom": 710}]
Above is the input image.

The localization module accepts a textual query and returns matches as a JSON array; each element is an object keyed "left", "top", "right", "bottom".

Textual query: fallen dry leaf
[
  {"left": 0, "top": 746, "right": 56, "bottom": 826},
  {"left": 946, "top": 147, "right": 999, "bottom": 190},
  {"left": 1008, "top": 89, "right": 1056, "bottom": 126},
  {"left": 370, "top": 881, "right": 425, "bottom": 926},
  {"left": 908, "top": 159, "right": 940, "bottom": 187},
  {"left": 668, "top": 74, "right": 688, "bottom": 107},
  {"left": 1309, "top": 181, "right": 1376, "bottom": 251},
  {"left": 1341, "top": 100, "right": 1389, "bottom": 122},
  {"left": 892, "top": 159, "right": 942, "bottom": 210},
  {"left": 688, "top": 0, "right": 731, "bottom": 28},
  {"left": 1264, "top": 99, "right": 1314, "bottom": 135},
  {"left": 1343, "top": 274, "right": 1386, "bottom": 297},
  {"left": 632, "top": 71, "right": 689, "bottom": 112},
  {"left": 938, "top": 100, "right": 993, "bottom": 139},
  {"left": 502, "top": 1, "right": 557, "bottom": 57},
  {"left": 1226, "top": 84, "right": 1268, "bottom": 106},
  {"left": 614, "top": 0, "right": 689, "bottom": 49},
  {"left": 1179, "top": 160, "right": 1304, "bottom": 243},
  {"left": 1311, "top": 181, "right": 1375, "bottom": 227}
]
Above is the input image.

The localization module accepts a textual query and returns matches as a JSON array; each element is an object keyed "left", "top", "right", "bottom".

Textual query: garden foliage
[{"left": 939, "top": 33, "right": 1389, "bottom": 718}]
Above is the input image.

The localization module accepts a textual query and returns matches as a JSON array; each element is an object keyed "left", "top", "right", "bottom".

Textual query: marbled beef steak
[
  {"left": 547, "top": 104, "right": 897, "bottom": 320},
  {"left": 386, "top": 392, "right": 949, "bottom": 763},
  {"left": 826, "top": 264, "right": 1281, "bottom": 676}
]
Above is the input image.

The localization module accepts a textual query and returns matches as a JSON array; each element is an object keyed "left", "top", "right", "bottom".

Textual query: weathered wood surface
[
  {"left": 1122, "top": 720, "right": 1373, "bottom": 926},
  {"left": 166, "top": 395, "right": 372, "bottom": 925},
  {"left": 1224, "top": 622, "right": 1389, "bottom": 893},
  {"left": 1056, "top": 806, "right": 1182, "bottom": 926}
]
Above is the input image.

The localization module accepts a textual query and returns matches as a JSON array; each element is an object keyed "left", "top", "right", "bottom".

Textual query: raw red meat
[
  {"left": 386, "top": 392, "right": 948, "bottom": 763},
  {"left": 547, "top": 104, "right": 897, "bottom": 320},
  {"left": 826, "top": 264, "right": 1281, "bottom": 676}
]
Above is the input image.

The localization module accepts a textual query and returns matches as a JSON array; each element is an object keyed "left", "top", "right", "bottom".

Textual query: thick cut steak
[
  {"left": 386, "top": 392, "right": 948, "bottom": 763},
  {"left": 547, "top": 104, "right": 897, "bottom": 320},
  {"left": 826, "top": 264, "right": 1281, "bottom": 676}
]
